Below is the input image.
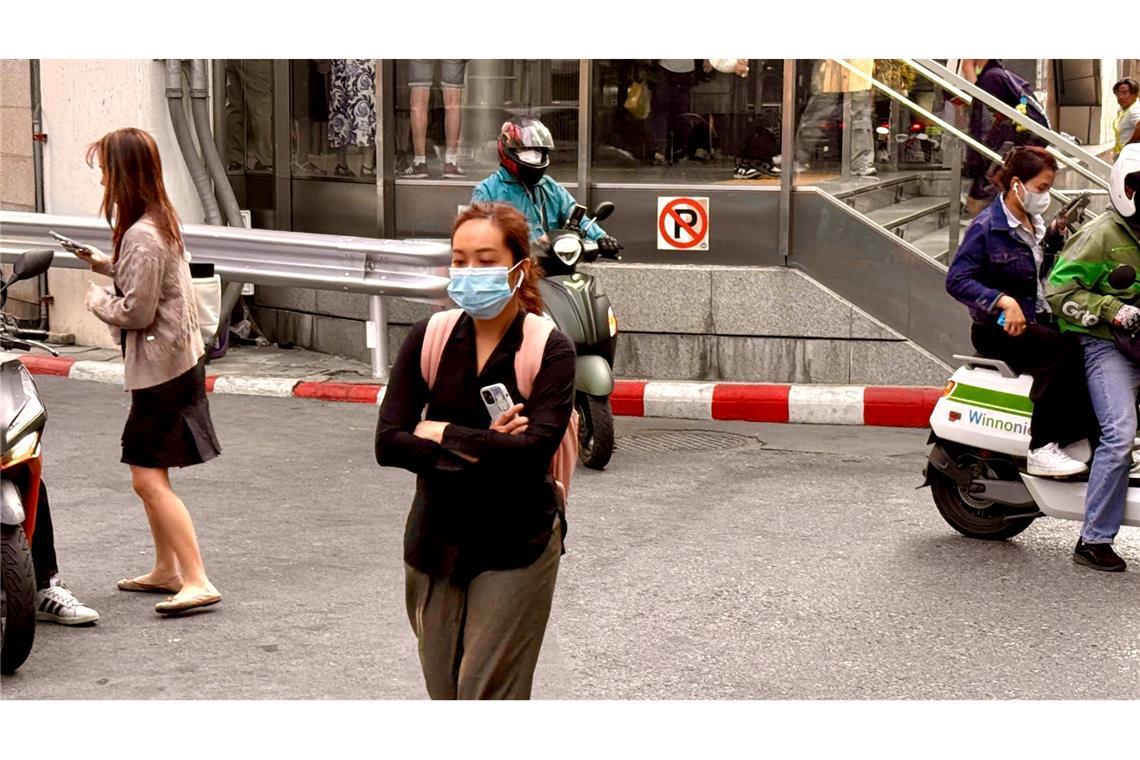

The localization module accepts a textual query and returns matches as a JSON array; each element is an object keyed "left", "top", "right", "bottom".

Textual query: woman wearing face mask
[
  {"left": 946, "top": 146, "right": 1099, "bottom": 478},
  {"left": 375, "top": 202, "right": 575, "bottom": 699}
]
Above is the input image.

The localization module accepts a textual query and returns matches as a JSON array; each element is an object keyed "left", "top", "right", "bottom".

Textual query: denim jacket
[{"left": 946, "top": 196, "right": 1044, "bottom": 326}]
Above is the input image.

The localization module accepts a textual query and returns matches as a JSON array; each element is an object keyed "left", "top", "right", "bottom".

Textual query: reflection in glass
[
  {"left": 327, "top": 59, "right": 376, "bottom": 180},
  {"left": 225, "top": 60, "right": 274, "bottom": 174},
  {"left": 290, "top": 60, "right": 330, "bottom": 177},
  {"left": 394, "top": 59, "right": 579, "bottom": 183},
  {"left": 591, "top": 59, "right": 783, "bottom": 184},
  {"left": 404, "top": 60, "right": 469, "bottom": 178}
]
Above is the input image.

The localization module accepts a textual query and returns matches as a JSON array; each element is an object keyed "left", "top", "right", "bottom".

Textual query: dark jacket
[
  {"left": 374, "top": 311, "right": 575, "bottom": 585},
  {"left": 965, "top": 60, "right": 1031, "bottom": 179},
  {"left": 946, "top": 196, "right": 1047, "bottom": 325}
]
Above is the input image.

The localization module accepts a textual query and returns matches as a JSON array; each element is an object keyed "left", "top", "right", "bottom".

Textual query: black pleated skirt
[{"left": 120, "top": 360, "right": 221, "bottom": 468}]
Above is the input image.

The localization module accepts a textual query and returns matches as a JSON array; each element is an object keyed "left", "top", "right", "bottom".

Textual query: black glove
[
  {"left": 1043, "top": 227, "right": 1065, "bottom": 255},
  {"left": 598, "top": 236, "right": 624, "bottom": 260}
]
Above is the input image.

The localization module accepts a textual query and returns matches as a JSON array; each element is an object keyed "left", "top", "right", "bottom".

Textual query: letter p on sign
[{"left": 657, "top": 197, "right": 710, "bottom": 251}]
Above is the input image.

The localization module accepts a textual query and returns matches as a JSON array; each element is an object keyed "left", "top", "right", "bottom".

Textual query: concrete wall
[
  {"left": 37, "top": 59, "right": 209, "bottom": 348},
  {"left": 1, "top": 59, "right": 40, "bottom": 321},
  {"left": 251, "top": 264, "right": 949, "bottom": 386}
]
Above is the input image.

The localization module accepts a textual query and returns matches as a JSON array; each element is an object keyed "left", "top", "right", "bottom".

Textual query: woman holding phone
[
  {"left": 946, "top": 146, "right": 1097, "bottom": 478},
  {"left": 375, "top": 202, "right": 575, "bottom": 699},
  {"left": 69, "top": 127, "right": 222, "bottom": 615}
]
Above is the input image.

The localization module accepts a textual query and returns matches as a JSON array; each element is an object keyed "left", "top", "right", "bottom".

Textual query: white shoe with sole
[
  {"left": 36, "top": 583, "right": 100, "bottom": 625},
  {"left": 1027, "top": 442, "right": 1088, "bottom": 478}
]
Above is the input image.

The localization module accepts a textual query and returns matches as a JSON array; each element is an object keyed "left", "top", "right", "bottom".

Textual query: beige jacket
[{"left": 88, "top": 216, "right": 205, "bottom": 391}]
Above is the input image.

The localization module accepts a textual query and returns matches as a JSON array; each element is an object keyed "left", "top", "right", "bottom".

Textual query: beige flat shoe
[
  {"left": 154, "top": 592, "right": 222, "bottom": 615},
  {"left": 117, "top": 577, "right": 182, "bottom": 594}
]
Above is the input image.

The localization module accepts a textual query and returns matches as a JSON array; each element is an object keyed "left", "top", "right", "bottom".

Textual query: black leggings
[
  {"left": 31, "top": 481, "right": 57, "bottom": 591},
  {"left": 971, "top": 321, "right": 1099, "bottom": 450}
]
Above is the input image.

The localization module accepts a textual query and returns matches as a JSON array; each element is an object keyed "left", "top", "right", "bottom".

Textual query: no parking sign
[{"left": 657, "top": 196, "right": 710, "bottom": 251}]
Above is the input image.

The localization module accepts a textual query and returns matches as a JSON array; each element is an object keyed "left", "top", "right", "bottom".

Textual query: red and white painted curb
[{"left": 10, "top": 354, "right": 942, "bottom": 428}]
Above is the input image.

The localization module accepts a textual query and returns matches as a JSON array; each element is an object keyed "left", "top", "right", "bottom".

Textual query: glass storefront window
[
  {"left": 392, "top": 59, "right": 580, "bottom": 184},
  {"left": 791, "top": 59, "right": 949, "bottom": 189},
  {"left": 290, "top": 59, "right": 377, "bottom": 181},
  {"left": 224, "top": 59, "right": 275, "bottom": 176},
  {"left": 590, "top": 59, "right": 784, "bottom": 184}
]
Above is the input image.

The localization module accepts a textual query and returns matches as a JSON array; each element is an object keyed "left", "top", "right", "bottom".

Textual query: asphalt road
[{"left": 3, "top": 376, "right": 1138, "bottom": 699}]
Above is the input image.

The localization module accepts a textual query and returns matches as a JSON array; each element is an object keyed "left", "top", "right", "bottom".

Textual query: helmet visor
[{"left": 503, "top": 120, "right": 555, "bottom": 150}]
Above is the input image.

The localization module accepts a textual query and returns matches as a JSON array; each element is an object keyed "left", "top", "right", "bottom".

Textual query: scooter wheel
[
  {"left": 929, "top": 460, "right": 1037, "bottom": 541},
  {"left": 1, "top": 524, "right": 37, "bottom": 674},
  {"left": 576, "top": 393, "right": 615, "bottom": 471}
]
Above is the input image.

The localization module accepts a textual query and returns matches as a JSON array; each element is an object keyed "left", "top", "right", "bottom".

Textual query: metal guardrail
[{"left": 0, "top": 210, "right": 452, "bottom": 381}]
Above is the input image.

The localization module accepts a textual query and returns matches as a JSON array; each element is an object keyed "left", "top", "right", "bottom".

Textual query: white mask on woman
[{"left": 1015, "top": 180, "right": 1051, "bottom": 216}]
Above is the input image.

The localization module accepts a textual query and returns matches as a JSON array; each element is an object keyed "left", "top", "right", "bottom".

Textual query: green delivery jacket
[{"left": 1045, "top": 210, "right": 1140, "bottom": 340}]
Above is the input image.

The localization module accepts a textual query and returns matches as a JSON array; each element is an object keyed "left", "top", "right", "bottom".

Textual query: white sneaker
[
  {"left": 1062, "top": 439, "right": 1093, "bottom": 464},
  {"left": 1027, "top": 442, "right": 1088, "bottom": 477},
  {"left": 36, "top": 583, "right": 100, "bottom": 625}
]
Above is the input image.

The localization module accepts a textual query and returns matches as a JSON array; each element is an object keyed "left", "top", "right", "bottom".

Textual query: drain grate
[{"left": 616, "top": 429, "right": 761, "bottom": 453}]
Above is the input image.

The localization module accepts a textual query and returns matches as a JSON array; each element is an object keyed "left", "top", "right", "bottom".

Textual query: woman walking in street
[
  {"left": 375, "top": 202, "right": 575, "bottom": 699},
  {"left": 74, "top": 127, "right": 223, "bottom": 615}
]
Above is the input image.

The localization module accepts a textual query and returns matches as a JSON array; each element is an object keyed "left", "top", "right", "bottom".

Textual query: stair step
[
  {"left": 910, "top": 228, "right": 951, "bottom": 261},
  {"left": 865, "top": 196, "right": 950, "bottom": 230}
]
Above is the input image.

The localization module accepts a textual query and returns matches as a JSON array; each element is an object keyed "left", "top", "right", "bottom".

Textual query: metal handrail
[
  {"left": 826, "top": 59, "right": 1002, "bottom": 164},
  {"left": 0, "top": 210, "right": 452, "bottom": 381},
  {"left": 899, "top": 59, "right": 974, "bottom": 105},
  {"left": 826, "top": 59, "right": 1107, "bottom": 207},
  {"left": 912, "top": 59, "right": 1114, "bottom": 180}
]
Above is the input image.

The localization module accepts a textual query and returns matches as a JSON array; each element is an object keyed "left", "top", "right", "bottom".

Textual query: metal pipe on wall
[
  {"left": 189, "top": 60, "right": 243, "bottom": 228},
  {"left": 165, "top": 59, "right": 223, "bottom": 225},
  {"left": 30, "top": 59, "right": 49, "bottom": 330}
]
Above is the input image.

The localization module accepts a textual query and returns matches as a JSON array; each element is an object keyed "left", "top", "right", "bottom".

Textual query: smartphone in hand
[
  {"left": 49, "top": 230, "right": 90, "bottom": 254},
  {"left": 480, "top": 383, "right": 515, "bottom": 423}
]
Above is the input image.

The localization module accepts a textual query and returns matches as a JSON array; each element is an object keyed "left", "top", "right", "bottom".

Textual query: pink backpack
[{"left": 419, "top": 309, "right": 579, "bottom": 505}]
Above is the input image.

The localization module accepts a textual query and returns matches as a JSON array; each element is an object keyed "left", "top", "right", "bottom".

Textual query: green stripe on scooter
[{"left": 948, "top": 383, "right": 1033, "bottom": 417}]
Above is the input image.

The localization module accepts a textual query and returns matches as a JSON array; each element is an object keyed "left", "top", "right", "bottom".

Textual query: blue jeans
[{"left": 1080, "top": 335, "right": 1140, "bottom": 543}]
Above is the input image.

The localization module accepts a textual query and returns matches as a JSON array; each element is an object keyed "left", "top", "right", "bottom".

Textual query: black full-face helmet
[{"left": 498, "top": 116, "right": 555, "bottom": 185}]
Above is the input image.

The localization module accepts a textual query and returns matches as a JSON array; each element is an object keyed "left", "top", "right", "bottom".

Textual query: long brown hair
[
  {"left": 451, "top": 202, "right": 545, "bottom": 315},
  {"left": 86, "top": 128, "right": 184, "bottom": 259}
]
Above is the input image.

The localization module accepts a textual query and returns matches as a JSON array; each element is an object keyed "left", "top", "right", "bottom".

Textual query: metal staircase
[{"left": 789, "top": 59, "right": 1114, "bottom": 366}]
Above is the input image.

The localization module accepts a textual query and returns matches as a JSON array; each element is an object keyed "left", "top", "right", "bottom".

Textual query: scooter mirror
[
  {"left": 591, "top": 201, "right": 615, "bottom": 223},
  {"left": 1108, "top": 264, "right": 1137, "bottom": 290},
  {"left": 7, "top": 248, "right": 54, "bottom": 285}
]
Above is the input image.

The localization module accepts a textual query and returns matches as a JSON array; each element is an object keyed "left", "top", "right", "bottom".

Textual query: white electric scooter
[{"left": 921, "top": 265, "right": 1140, "bottom": 540}]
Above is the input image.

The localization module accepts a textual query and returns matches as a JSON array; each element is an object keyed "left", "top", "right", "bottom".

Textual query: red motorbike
[{"left": 1, "top": 247, "right": 55, "bottom": 674}]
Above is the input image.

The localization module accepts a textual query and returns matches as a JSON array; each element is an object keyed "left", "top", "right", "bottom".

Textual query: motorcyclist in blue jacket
[{"left": 472, "top": 116, "right": 622, "bottom": 257}]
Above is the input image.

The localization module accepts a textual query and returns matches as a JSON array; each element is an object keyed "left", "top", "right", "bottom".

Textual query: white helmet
[{"left": 1110, "top": 143, "right": 1140, "bottom": 222}]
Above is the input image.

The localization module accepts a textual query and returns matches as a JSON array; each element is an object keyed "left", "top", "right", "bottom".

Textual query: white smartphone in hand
[
  {"left": 49, "top": 230, "right": 90, "bottom": 254},
  {"left": 480, "top": 383, "right": 515, "bottom": 423}
]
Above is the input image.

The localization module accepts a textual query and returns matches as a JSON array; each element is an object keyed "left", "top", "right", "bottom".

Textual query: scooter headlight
[
  {"left": 607, "top": 306, "right": 618, "bottom": 338},
  {"left": 2, "top": 431, "right": 40, "bottom": 468},
  {"left": 2, "top": 365, "right": 45, "bottom": 465}
]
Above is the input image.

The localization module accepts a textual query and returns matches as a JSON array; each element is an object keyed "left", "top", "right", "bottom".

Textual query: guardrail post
[{"left": 368, "top": 295, "right": 389, "bottom": 382}]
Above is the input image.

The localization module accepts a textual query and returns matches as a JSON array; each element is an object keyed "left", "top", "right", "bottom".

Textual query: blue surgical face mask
[{"left": 447, "top": 261, "right": 524, "bottom": 320}]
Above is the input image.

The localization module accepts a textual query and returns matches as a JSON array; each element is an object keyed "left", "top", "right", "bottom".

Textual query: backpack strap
[
  {"left": 420, "top": 309, "right": 464, "bottom": 390},
  {"left": 514, "top": 313, "right": 556, "bottom": 399}
]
